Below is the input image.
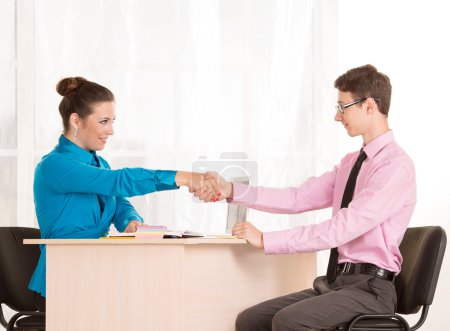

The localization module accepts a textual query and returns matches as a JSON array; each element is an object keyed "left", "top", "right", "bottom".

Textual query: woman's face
[{"left": 76, "top": 101, "right": 115, "bottom": 151}]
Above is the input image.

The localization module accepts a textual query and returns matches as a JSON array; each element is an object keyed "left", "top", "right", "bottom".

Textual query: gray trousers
[{"left": 235, "top": 274, "right": 397, "bottom": 331}]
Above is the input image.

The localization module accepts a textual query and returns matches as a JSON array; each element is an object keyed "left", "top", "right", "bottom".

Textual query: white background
[{"left": 0, "top": 0, "right": 449, "bottom": 329}]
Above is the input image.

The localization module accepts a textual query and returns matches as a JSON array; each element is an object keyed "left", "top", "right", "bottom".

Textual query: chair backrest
[
  {"left": 395, "top": 226, "right": 446, "bottom": 314},
  {"left": 0, "top": 227, "right": 41, "bottom": 312}
]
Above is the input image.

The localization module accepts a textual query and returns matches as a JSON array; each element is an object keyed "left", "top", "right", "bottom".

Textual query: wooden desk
[{"left": 25, "top": 238, "right": 316, "bottom": 331}]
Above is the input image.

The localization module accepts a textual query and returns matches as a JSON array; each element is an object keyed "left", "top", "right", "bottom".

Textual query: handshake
[{"left": 175, "top": 171, "right": 233, "bottom": 202}]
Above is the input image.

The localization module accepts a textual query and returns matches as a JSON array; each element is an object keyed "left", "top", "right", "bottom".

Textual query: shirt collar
[
  {"left": 56, "top": 135, "right": 98, "bottom": 165},
  {"left": 362, "top": 130, "right": 394, "bottom": 160}
]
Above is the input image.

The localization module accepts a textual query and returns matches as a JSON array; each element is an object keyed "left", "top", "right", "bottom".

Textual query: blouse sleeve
[
  {"left": 113, "top": 197, "right": 144, "bottom": 232},
  {"left": 38, "top": 153, "right": 178, "bottom": 197}
]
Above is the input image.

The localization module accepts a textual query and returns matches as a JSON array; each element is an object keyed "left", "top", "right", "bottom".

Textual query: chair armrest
[{"left": 6, "top": 311, "right": 45, "bottom": 331}]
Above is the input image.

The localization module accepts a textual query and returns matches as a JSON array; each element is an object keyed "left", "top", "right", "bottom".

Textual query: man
[{"left": 203, "top": 64, "right": 416, "bottom": 330}]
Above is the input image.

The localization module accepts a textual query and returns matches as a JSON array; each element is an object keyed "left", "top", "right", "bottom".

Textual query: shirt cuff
[
  {"left": 263, "top": 230, "right": 290, "bottom": 255},
  {"left": 117, "top": 215, "right": 143, "bottom": 233},
  {"left": 154, "top": 170, "right": 179, "bottom": 191}
]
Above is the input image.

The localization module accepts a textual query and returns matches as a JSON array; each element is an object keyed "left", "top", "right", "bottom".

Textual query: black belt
[{"left": 336, "top": 262, "right": 396, "bottom": 281}]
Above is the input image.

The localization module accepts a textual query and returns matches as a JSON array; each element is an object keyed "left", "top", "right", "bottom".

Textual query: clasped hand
[
  {"left": 175, "top": 171, "right": 230, "bottom": 202},
  {"left": 176, "top": 171, "right": 264, "bottom": 248},
  {"left": 189, "top": 171, "right": 233, "bottom": 202}
]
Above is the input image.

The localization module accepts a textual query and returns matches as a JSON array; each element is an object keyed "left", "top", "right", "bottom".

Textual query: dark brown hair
[
  {"left": 334, "top": 64, "right": 391, "bottom": 115},
  {"left": 56, "top": 77, "right": 115, "bottom": 131}
]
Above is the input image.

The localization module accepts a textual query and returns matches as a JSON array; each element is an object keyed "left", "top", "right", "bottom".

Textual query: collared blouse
[{"left": 29, "top": 135, "right": 178, "bottom": 296}]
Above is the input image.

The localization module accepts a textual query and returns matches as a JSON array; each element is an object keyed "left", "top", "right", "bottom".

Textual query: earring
[{"left": 74, "top": 128, "right": 78, "bottom": 141}]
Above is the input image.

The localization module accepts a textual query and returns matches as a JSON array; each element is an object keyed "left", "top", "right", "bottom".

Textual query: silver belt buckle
[
  {"left": 342, "top": 262, "right": 351, "bottom": 274},
  {"left": 376, "top": 268, "right": 386, "bottom": 278}
]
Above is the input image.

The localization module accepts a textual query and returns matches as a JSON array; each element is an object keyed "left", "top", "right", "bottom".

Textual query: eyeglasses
[
  {"left": 335, "top": 98, "right": 367, "bottom": 114},
  {"left": 335, "top": 97, "right": 381, "bottom": 114}
]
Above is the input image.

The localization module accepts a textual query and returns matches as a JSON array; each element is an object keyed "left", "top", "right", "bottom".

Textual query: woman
[{"left": 29, "top": 77, "right": 218, "bottom": 310}]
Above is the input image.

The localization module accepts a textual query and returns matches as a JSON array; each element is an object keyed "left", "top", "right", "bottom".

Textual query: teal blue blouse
[{"left": 29, "top": 135, "right": 178, "bottom": 296}]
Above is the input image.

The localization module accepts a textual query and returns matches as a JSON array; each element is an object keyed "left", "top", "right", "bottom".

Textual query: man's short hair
[{"left": 334, "top": 64, "right": 391, "bottom": 116}]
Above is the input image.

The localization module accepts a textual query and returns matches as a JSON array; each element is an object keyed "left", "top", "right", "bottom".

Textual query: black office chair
[
  {"left": 328, "top": 226, "right": 446, "bottom": 331},
  {"left": 0, "top": 227, "right": 45, "bottom": 331}
]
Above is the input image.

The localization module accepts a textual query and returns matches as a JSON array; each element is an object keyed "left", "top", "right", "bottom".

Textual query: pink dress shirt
[{"left": 230, "top": 130, "right": 416, "bottom": 274}]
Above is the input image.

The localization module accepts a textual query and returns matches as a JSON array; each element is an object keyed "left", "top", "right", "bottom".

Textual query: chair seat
[
  {"left": 15, "top": 315, "right": 45, "bottom": 328},
  {"left": 335, "top": 316, "right": 407, "bottom": 330},
  {"left": 328, "top": 226, "right": 446, "bottom": 331}
]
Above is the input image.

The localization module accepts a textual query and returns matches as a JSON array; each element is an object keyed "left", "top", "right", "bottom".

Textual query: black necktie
[{"left": 326, "top": 150, "right": 367, "bottom": 283}]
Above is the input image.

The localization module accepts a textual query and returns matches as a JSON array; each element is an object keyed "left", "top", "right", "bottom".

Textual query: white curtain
[
  {"left": 1, "top": 0, "right": 339, "bottom": 322},
  {"left": 2, "top": 0, "right": 339, "bottom": 235},
  {"left": 0, "top": 0, "right": 16, "bottom": 227}
]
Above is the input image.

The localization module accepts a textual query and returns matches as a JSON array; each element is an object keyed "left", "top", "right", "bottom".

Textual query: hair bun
[{"left": 56, "top": 77, "right": 88, "bottom": 96}]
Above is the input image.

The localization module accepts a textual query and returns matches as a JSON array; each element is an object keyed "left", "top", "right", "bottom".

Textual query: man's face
[{"left": 334, "top": 91, "right": 369, "bottom": 137}]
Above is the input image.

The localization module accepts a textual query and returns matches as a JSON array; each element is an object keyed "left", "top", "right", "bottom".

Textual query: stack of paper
[
  {"left": 135, "top": 225, "right": 167, "bottom": 239},
  {"left": 163, "top": 230, "right": 236, "bottom": 239}
]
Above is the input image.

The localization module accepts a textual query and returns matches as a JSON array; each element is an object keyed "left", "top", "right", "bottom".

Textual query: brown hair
[
  {"left": 56, "top": 77, "right": 115, "bottom": 131},
  {"left": 334, "top": 64, "right": 391, "bottom": 115}
]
